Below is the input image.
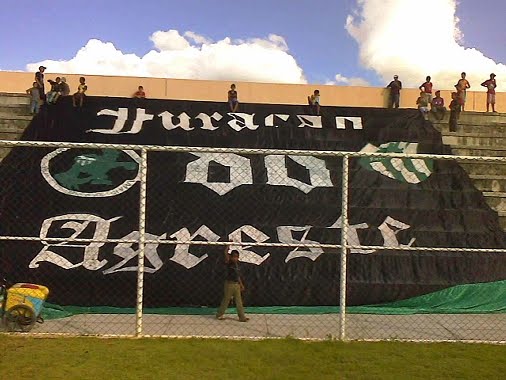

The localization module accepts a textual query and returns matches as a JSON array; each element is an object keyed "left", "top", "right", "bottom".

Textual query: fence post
[
  {"left": 135, "top": 148, "right": 148, "bottom": 337},
  {"left": 339, "top": 154, "right": 349, "bottom": 341}
]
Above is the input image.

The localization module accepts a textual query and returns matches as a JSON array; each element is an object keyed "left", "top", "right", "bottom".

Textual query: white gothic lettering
[
  {"left": 30, "top": 214, "right": 121, "bottom": 270},
  {"left": 94, "top": 108, "right": 363, "bottom": 134},
  {"left": 30, "top": 214, "right": 416, "bottom": 273}
]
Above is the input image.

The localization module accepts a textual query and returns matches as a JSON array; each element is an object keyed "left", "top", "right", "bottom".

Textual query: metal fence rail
[{"left": 0, "top": 141, "right": 504, "bottom": 343}]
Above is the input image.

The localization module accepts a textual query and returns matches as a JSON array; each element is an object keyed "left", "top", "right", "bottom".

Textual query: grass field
[{"left": 0, "top": 336, "right": 505, "bottom": 379}]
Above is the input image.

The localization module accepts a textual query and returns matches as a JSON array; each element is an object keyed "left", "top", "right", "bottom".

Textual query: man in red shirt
[
  {"left": 419, "top": 76, "right": 433, "bottom": 104},
  {"left": 133, "top": 86, "right": 146, "bottom": 98},
  {"left": 431, "top": 90, "right": 446, "bottom": 120},
  {"left": 481, "top": 73, "right": 497, "bottom": 113}
]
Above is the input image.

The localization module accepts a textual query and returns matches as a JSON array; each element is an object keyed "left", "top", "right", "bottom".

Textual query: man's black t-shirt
[
  {"left": 226, "top": 261, "right": 240, "bottom": 282},
  {"left": 35, "top": 72, "right": 44, "bottom": 86},
  {"left": 48, "top": 80, "right": 61, "bottom": 92},
  {"left": 388, "top": 80, "right": 402, "bottom": 94},
  {"left": 35, "top": 72, "right": 45, "bottom": 97}
]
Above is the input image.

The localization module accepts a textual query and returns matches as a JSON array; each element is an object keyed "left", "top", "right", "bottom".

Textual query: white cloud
[
  {"left": 327, "top": 73, "right": 370, "bottom": 87},
  {"left": 150, "top": 30, "right": 191, "bottom": 51},
  {"left": 346, "top": 0, "right": 506, "bottom": 91},
  {"left": 27, "top": 30, "right": 306, "bottom": 84},
  {"left": 183, "top": 31, "right": 212, "bottom": 46}
]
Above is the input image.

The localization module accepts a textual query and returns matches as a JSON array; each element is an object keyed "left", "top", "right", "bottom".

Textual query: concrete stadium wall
[{"left": 0, "top": 70, "right": 504, "bottom": 112}]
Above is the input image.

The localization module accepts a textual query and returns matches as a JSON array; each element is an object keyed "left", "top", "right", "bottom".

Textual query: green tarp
[{"left": 41, "top": 280, "right": 506, "bottom": 320}]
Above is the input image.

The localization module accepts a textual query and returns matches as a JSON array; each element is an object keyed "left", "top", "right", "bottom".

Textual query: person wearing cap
[
  {"left": 386, "top": 75, "right": 402, "bottom": 108},
  {"left": 35, "top": 66, "right": 46, "bottom": 102},
  {"left": 431, "top": 90, "right": 446, "bottom": 120},
  {"left": 481, "top": 73, "right": 497, "bottom": 113}
]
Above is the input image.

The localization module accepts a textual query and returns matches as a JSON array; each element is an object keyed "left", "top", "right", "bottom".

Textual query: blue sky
[{"left": 1, "top": 0, "right": 505, "bottom": 89}]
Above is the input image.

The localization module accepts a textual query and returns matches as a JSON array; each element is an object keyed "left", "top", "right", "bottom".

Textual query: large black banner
[{"left": 1, "top": 97, "right": 505, "bottom": 308}]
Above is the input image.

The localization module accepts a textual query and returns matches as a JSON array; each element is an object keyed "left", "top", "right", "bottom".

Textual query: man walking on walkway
[{"left": 216, "top": 246, "right": 249, "bottom": 322}]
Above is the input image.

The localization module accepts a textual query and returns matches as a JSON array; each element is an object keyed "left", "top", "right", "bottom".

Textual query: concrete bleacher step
[
  {"left": 0, "top": 117, "right": 32, "bottom": 140},
  {"left": 482, "top": 193, "right": 506, "bottom": 229},
  {"left": 455, "top": 124, "right": 506, "bottom": 134},
  {"left": 456, "top": 111, "right": 506, "bottom": 125},
  {"left": 0, "top": 132, "right": 25, "bottom": 140},
  {"left": 0, "top": 94, "right": 33, "bottom": 161},
  {"left": 0, "top": 121, "right": 31, "bottom": 131},
  {"left": 0, "top": 93, "right": 30, "bottom": 106},
  {"left": 439, "top": 132, "right": 506, "bottom": 147},
  {"left": 457, "top": 162, "right": 506, "bottom": 176},
  {"left": 0, "top": 104, "right": 31, "bottom": 116},
  {"left": 0, "top": 147, "right": 16, "bottom": 157},
  {"left": 497, "top": 212, "right": 506, "bottom": 230},
  {"left": 433, "top": 113, "right": 506, "bottom": 230},
  {"left": 451, "top": 146, "right": 506, "bottom": 157},
  {"left": 469, "top": 175, "right": 506, "bottom": 192},
  {"left": 483, "top": 192, "right": 506, "bottom": 211}
]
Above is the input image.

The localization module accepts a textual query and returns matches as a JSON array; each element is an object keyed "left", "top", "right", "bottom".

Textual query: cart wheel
[{"left": 4, "top": 305, "right": 36, "bottom": 332}]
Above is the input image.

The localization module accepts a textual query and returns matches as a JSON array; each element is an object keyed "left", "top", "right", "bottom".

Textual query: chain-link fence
[{"left": 0, "top": 140, "right": 505, "bottom": 342}]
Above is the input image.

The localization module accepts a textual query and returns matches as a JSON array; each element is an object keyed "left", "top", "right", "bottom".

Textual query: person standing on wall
[
  {"left": 216, "top": 246, "right": 249, "bottom": 322},
  {"left": 419, "top": 76, "right": 433, "bottom": 104},
  {"left": 228, "top": 84, "right": 239, "bottom": 112},
  {"left": 387, "top": 75, "right": 402, "bottom": 108},
  {"left": 308, "top": 89, "right": 321, "bottom": 115},
  {"left": 455, "top": 72, "right": 471, "bottom": 111},
  {"left": 481, "top": 73, "right": 497, "bottom": 113},
  {"left": 35, "top": 66, "right": 46, "bottom": 102}
]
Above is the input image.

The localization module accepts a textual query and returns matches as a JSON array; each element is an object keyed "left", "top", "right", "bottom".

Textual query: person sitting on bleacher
[
  {"left": 133, "top": 85, "right": 146, "bottom": 98},
  {"left": 46, "top": 77, "right": 62, "bottom": 104},
  {"left": 60, "top": 77, "right": 70, "bottom": 96},
  {"left": 416, "top": 91, "right": 430, "bottom": 120},
  {"left": 431, "top": 90, "right": 446, "bottom": 120}
]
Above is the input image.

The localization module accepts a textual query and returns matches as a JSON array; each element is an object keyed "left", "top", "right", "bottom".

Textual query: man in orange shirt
[{"left": 455, "top": 72, "right": 470, "bottom": 111}]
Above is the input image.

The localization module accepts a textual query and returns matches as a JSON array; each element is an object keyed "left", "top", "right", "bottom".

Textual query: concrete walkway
[{"left": 28, "top": 313, "right": 506, "bottom": 342}]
